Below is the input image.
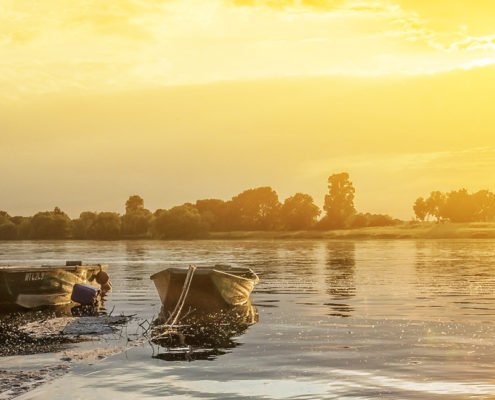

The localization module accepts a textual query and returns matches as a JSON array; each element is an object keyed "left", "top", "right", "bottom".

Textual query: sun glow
[
  {"left": 2, "top": 0, "right": 495, "bottom": 219},
  {"left": 2, "top": 0, "right": 495, "bottom": 100}
]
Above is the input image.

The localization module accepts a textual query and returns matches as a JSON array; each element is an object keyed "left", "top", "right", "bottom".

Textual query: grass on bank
[{"left": 208, "top": 222, "right": 495, "bottom": 240}]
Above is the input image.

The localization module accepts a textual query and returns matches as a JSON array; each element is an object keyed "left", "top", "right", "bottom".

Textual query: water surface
[{"left": 2, "top": 239, "right": 495, "bottom": 399}]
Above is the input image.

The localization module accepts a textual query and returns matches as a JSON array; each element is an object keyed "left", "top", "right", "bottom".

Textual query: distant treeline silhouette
[
  {"left": 413, "top": 189, "right": 495, "bottom": 223},
  {"left": 0, "top": 173, "right": 399, "bottom": 240}
]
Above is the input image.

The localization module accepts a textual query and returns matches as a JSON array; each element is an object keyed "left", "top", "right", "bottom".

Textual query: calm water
[{"left": 2, "top": 239, "right": 495, "bottom": 399}]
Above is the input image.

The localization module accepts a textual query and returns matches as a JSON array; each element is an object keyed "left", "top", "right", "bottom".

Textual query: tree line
[
  {"left": 0, "top": 173, "right": 399, "bottom": 240},
  {"left": 413, "top": 189, "right": 495, "bottom": 223}
]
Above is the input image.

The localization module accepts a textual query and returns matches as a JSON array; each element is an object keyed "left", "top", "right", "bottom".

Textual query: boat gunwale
[
  {"left": 150, "top": 266, "right": 259, "bottom": 285},
  {"left": 211, "top": 268, "right": 259, "bottom": 285},
  {"left": 0, "top": 264, "right": 108, "bottom": 273}
]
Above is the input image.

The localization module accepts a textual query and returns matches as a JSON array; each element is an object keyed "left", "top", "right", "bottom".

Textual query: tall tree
[
  {"left": 280, "top": 193, "right": 320, "bottom": 230},
  {"left": 413, "top": 197, "right": 428, "bottom": 221},
  {"left": 425, "top": 191, "right": 446, "bottom": 222},
  {"left": 125, "top": 195, "right": 144, "bottom": 214},
  {"left": 122, "top": 195, "right": 152, "bottom": 238},
  {"left": 323, "top": 172, "right": 356, "bottom": 228}
]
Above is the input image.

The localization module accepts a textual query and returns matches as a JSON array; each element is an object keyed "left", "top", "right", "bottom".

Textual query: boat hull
[
  {"left": 0, "top": 265, "right": 106, "bottom": 310},
  {"left": 150, "top": 266, "right": 258, "bottom": 311}
]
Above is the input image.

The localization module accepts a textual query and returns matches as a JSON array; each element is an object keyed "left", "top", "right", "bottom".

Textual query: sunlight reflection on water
[{"left": 2, "top": 239, "right": 495, "bottom": 399}]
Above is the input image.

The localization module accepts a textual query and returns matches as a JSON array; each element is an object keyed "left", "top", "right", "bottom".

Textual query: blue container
[{"left": 71, "top": 283, "right": 101, "bottom": 305}]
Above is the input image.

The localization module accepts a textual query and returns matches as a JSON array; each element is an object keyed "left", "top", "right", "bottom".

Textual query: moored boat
[
  {"left": 0, "top": 262, "right": 109, "bottom": 310},
  {"left": 150, "top": 265, "right": 259, "bottom": 310}
]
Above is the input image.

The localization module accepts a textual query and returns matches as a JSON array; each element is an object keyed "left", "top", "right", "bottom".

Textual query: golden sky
[{"left": 2, "top": 0, "right": 495, "bottom": 218}]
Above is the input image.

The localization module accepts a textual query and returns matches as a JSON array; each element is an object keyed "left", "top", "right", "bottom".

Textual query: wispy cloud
[
  {"left": 2, "top": 0, "right": 495, "bottom": 100},
  {"left": 443, "top": 34, "right": 495, "bottom": 52},
  {"left": 302, "top": 147, "right": 495, "bottom": 176}
]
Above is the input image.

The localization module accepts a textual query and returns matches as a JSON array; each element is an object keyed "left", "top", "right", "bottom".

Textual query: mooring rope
[{"left": 163, "top": 264, "right": 196, "bottom": 329}]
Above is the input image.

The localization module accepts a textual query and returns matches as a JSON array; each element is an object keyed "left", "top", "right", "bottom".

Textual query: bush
[{"left": 0, "top": 222, "right": 17, "bottom": 239}]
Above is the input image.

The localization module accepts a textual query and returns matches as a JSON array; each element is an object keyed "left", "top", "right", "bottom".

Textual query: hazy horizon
[{"left": 2, "top": 0, "right": 495, "bottom": 219}]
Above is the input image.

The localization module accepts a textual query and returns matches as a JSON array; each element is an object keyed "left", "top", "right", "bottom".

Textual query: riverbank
[
  {"left": 210, "top": 222, "right": 495, "bottom": 240},
  {"left": 0, "top": 312, "right": 134, "bottom": 400},
  {"left": 3, "top": 222, "right": 495, "bottom": 241}
]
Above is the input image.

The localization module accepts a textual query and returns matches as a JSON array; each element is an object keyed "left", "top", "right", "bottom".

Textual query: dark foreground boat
[
  {"left": 150, "top": 265, "right": 259, "bottom": 310},
  {"left": 0, "top": 262, "right": 108, "bottom": 310}
]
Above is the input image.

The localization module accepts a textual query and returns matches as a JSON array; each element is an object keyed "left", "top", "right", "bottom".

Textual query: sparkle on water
[{"left": 2, "top": 239, "right": 495, "bottom": 399}]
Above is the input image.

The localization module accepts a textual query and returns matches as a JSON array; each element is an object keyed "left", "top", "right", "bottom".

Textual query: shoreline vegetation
[
  {"left": 1, "top": 172, "right": 494, "bottom": 241},
  {"left": 0, "top": 222, "right": 492, "bottom": 241},
  {"left": 209, "top": 222, "right": 495, "bottom": 240}
]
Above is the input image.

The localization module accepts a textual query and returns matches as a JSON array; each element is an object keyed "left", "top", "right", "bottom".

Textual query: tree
[
  {"left": 0, "top": 211, "right": 10, "bottom": 222},
  {"left": 121, "top": 211, "right": 152, "bottom": 238},
  {"left": 72, "top": 211, "right": 98, "bottom": 239},
  {"left": 229, "top": 187, "right": 281, "bottom": 230},
  {"left": 10, "top": 216, "right": 31, "bottom": 239},
  {"left": 425, "top": 191, "right": 445, "bottom": 222},
  {"left": 88, "top": 212, "right": 121, "bottom": 239},
  {"left": 280, "top": 193, "right": 320, "bottom": 230},
  {"left": 153, "top": 203, "right": 206, "bottom": 239},
  {"left": 122, "top": 195, "right": 152, "bottom": 238},
  {"left": 473, "top": 190, "right": 495, "bottom": 222},
  {"left": 366, "top": 213, "right": 399, "bottom": 227},
  {"left": 440, "top": 189, "right": 477, "bottom": 223},
  {"left": 349, "top": 213, "right": 368, "bottom": 228},
  {"left": 413, "top": 197, "right": 428, "bottom": 221},
  {"left": 323, "top": 172, "right": 356, "bottom": 228},
  {"left": 413, "top": 189, "right": 495, "bottom": 223},
  {"left": 0, "top": 221, "right": 17, "bottom": 239},
  {"left": 30, "top": 207, "right": 71, "bottom": 239},
  {"left": 125, "top": 195, "right": 144, "bottom": 214},
  {"left": 195, "top": 199, "right": 230, "bottom": 231},
  {"left": 0, "top": 211, "right": 15, "bottom": 239},
  {"left": 349, "top": 213, "right": 399, "bottom": 228}
]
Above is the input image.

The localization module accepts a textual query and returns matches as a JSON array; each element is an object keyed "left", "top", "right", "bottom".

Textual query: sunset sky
[{"left": 2, "top": 0, "right": 495, "bottom": 218}]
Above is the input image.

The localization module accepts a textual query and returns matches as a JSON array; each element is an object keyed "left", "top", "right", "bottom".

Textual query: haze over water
[{"left": 3, "top": 239, "right": 495, "bottom": 399}]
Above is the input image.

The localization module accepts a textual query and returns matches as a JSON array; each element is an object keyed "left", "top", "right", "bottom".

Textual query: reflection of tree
[
  {"left": 325, "top": 242, "right": 356, "bottom": 318},
  {"left": 117, "top": 242, "right": 148, "bottom": 295},
  {"left": 124, "top": 241, "right": 147, "bottom": 260}
]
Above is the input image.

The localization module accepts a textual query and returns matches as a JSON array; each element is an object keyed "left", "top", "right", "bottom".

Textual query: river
[{"left": 1, "top": 239, "right": 495, "bottom": 399}]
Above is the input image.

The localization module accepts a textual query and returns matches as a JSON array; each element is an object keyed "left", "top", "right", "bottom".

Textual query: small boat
[
  {"left": 0, "top": 261, "right": 109, "bottom": 310},
  {"left": 150, "top": 265, "right": 259, "bottom": 310}
]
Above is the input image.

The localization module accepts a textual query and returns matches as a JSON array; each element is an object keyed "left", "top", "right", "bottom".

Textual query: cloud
[
  {"left": 229, "top": 0, "right": 341, "bottom": 9},
  {"left": 2, "top": 0, "right": 495, "bottom": 101},
  {"left": 303, "top": 147, "right": 495, "bottom": 174},
  {"left": 301, "top": 148, "right": 495, "bottom": 192},
  {"left": 445, "top": 35, "right": 495, "bottom": 52}
]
